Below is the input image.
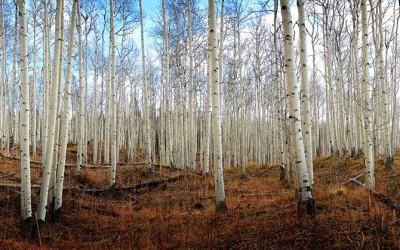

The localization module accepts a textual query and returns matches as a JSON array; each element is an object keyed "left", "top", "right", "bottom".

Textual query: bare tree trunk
[
  {"left": 38, "top": 0, "right": 64, "bottom": 223},
  {"left": 93, "top": 25, "right": 99, "bottom": 165},
  {"left": 76, "top": 2, "right": 84, "bottom": 175},
  {"left": 140, "top": 0, "right": 152, "bottom": 170},
  {"left": 361, "top": 0, "right": 375, "bottom": 189},
  {"left": 209, "top": 0, "right": 227, "bottom": 211},
  {"left": 280, "top": 0, "right": 315, "bottom": 216},
  {"left": 274, "top": 0, "right": 286, "bottom": 181},
  {"left": 297, "top": 0, "right": 314, "bottom": 188},
  {"left": 110, "top": 0, "right": 117, "bottom": 187},
  {"left": 162, "top": 0, "right": 173, "bottom": 168},
  {"left": 54, "top": 0, "right": 77, "bottom": 219},
  {"left": 188, "top": 0, "right": 196, "bottom": 171},
  {"left": 1, "top": 0, "right": 6, "bottom": 152},
  {"left": 17, "top": 0, "right": 33, "bottom": 235},
  {"left": 31, "top": 0, "right": 37, "bottom": 156}
]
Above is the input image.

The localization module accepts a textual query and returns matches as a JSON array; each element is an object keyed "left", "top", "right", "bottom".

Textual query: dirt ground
[{"left": 0, "top": 150, "right": 400, "bottom": 249}]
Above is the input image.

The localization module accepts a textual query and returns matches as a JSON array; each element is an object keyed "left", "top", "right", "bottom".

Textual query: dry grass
[{"left": 0, "top": 150, "right": 400, "bottom": 249}]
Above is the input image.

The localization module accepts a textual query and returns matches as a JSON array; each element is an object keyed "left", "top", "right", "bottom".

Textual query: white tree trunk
[
  {"left": 93, "top": 27, "right": 99, "bottom": 165},
  {"left": 54, "top": 0, "right": 77, "bottom": 218},
  {"left": 1, "top": 0, "right": 6, "bottom": 152},
  {"left": 280, "top": 0, "right": 314, "bottom": 214},
  {"left": 76, "top": 2, "right": 84, "bottom": 175},
  {"left": 297, "top": 0, "right": 314, "bottom": 188},
  {"left": 42, "top": 0, "right": 50, "bottom": 158},
  {"left": 38, "top": 0, "right": 64, "bottom": 223},
  {"left": 188, "top": 0, "right": 196, "bottom": 171},
  {"left": 110, "top": 0, "right": 117, "bottom": 187},
  {"left": 238, "top": 20, "right": 246, "bottom": 176},
  {"left": 204, "top": 49, "right": 212, "bottom": 175},
  {"left": 17, "top": 0, "right": 32, "bottom": 225},
  {"left": 274, "top": 0, "right": 286, "bottom": 181},
  {"left": 209, "top": 0, "right": 227, "bottom": 211},
  {"left": 162, "top": 0, "right": 173, "bottom": 168},
  {"left": 31, "top": 0, "right": 37, "bottom": 156},
  {"left": 361, "top": 0, "right": 375, "bottom": 189},
  {"left": 140, "top": 0, "right": 152, "bottom": 169}
]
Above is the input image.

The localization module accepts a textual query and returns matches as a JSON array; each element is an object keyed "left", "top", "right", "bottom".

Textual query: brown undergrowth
[{"left": 0, "top": 150, "right": 400, "bottom": 249}]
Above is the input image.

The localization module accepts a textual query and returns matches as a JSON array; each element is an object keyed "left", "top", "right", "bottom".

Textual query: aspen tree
[
  {"left": 31, "top": 0, "right": 37, "bottom": 156},
  {"left": 49, "top": 0, "right": 65, "bottom": 213},
  {"left": 76, "top": 2, "right": 84, "bottom": 175},
  {"left": 93, "top": 24, "right": 99, "bottom": 165},
  {"left": 188, "top": 0, "right": 196, "bottom": 171},
  {"left": 54, "top": 0, "right": 77, "bottom": 219},
  {"left": 11, "top": 8, "right": 17, "bottom": 150},
  {"left": 297, "top": 0, "right": 314, "bottom": 188},
  {"left": 219, "top": 0, "right": 225, "bottom": 119},
  {"left": 42, "top": 0, "right": 50, "bottom": 157},
  {"left": 274, "top": 0, "right": 286, "bottom": 181},
  {"left": 38, "top": 0, "right": 63, "bottom": 223},
  {"left": 104, "top": 15, "right": 110, "bottom": 165},
  {"left": 391, "top": 2, "right": 399, "bottom": 156},
  {"left": 361, "top": 0, "right": 375, "bottom": 189},
  {"left": 280, "top": 0, "right": 314, "bottom": 215},
  {"left": 322, "top": 4, "right": 337, "bottom": 156},
  {"left": 204, "top": 54, "right": 212, "bottom": 176},
  {"left": 17, "top": 0, "right": 33, "bottom": 235},
  {"left": 110, "top": 0, "right": 117, "bottom": 186},
  {"left": 238, "top": 13, "right": 246, "bottom": 176},
  {"left": 140, "top": 0, "right": 152, "bottom": 169},
  {"left": 307, "top": 5, "right": 319, "bottom": 157},
  {"left": 378, "top": 0, "right": 392, "bottom": 169},
  {"left": 83, "top": 15, "right": 89, "bottom": 165},
  {"left": 209, "top": 0, "right": 227, "bottom": 211},
  {"left": 348, "top": 0, "right": 362, "bottom": 156},
  {"left": 0, "top": 0, "right": 5, "bottom": 151},
  {"left": 162, "top": 0, "right": 173, "bottom": 169}
]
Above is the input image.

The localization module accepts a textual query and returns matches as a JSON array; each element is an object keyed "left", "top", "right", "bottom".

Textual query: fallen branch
[
  {"left": 349, "top": 178, "right": 400, "bottom": 211},
  {"left": 251, "top": 165, "right": 276, "bottom": 178},
  {"left": 0, "top": 183, "right": 41, "bottom": 188},
  {"left": 0, "top": 182, "right": 79, "bottom": 190},
  {"left": 0, "top": 153, "right": 144, "bottom": 168},
  {"left": 83, "top": 174, "right": 185, "bottom": 194},
  {"left": 340, "top": 173, "right": 364, "bottom": 186},
  {"left": 349, "top": 178, "right": 370, "bottom": 189},
  {"left": 252, "top": 169, "right": 269, "bottom": 177},
  {"left": 0, "top": 172, "right": 16, "bottom": 178},
  {"left": 238, "top": 191, "right": 290, "bottom": 198},
  {"left": 121, "top": 175, "right": 184, "bottom": 190}
]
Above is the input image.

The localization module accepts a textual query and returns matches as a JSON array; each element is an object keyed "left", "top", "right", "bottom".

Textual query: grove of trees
[{"left": 2, "top": 0, "right": 400, "bottom": 237}]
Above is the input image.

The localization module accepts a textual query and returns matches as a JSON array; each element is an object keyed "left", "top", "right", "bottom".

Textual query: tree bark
[
  {"left": 280, "top": 0, "right": 314, "bottom": 216},
  {"left": 209, "top": 0, "right": 227, "bottom": 211},
  {"left": 17, "top": 0, "right": 33, "bottom": 234},
  {"left": 54, "top": 0, "right": 77, "bottom": 219},
  {"left": 361, "top": 0, "right": 375, "bottom": 189},
  {"left": 38, "top": 0, "right": 64, "bottom": 223}
]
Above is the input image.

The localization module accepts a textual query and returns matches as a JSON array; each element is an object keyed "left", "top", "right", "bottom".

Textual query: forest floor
[{"left": 1, "top": 148, "right": 400, "bottom": 249}]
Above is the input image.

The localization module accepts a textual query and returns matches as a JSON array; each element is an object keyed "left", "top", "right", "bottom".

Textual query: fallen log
[
  {"left": 121, "top": 175, "right": 184, "bottom": 191},
  {"left": 0, "top": 153, "right": 144, "bottom": 168},
  {"left": 0, "top": 183, "right": 41, "bottom": 188},
  {"left": 252, "top": 168, "right": 270, "bottom": 177},
  {"left": 0, "top": 172, "right": 16, "bottom": 178},
  {"left": 349, "top": 177, "right": 370, "bottom": 190},
  {"left": 349, "top": 178, "right": 400, "bottom": 211},
  {"left": 340, "top": 173, "right": 364, "bottom": 186},
  {"left": 0, "top": 182, "right": 79, "bottom": 190},
  {"left": 83, "top": 174, "right": 185, "bottom": 194}
]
